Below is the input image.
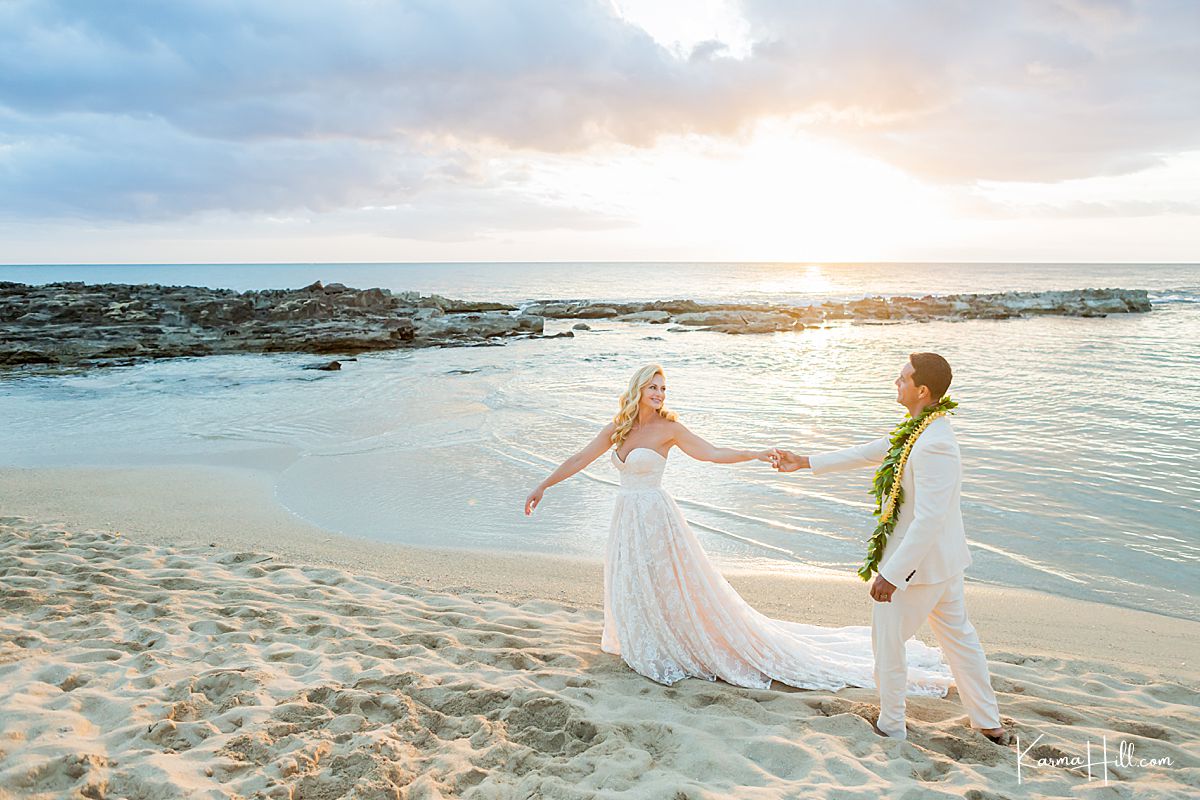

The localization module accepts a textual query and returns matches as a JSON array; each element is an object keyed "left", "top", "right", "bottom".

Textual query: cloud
[
  {"left": 0, "top": 110, "right": 437, "bottom": 219},
  {"left": 0, "top": 0, "right": 1197, "bottom": 230},
  {"left": 0, "top": 0, "right": 683, "bottom": 147},
  {"left": 0, "top": 0, "right": 690, "bottom": 227},
  {"left": 739, "top": 0, "right": 1200, "bottom": 181},
  {"left": 959, "top": 194, "right": 1200, "bottom": 220}
]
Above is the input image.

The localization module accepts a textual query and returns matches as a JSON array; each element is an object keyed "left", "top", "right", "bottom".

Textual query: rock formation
[{"left": 0, "top": 281, "right": 1151, "bottom": 374}]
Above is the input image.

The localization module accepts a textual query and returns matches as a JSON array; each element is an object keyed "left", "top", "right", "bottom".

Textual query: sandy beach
[
  {"left": 5, "top": 0, "right": 1199, "bottom": 793},
  {"left": 0, "top": 464, "right": 1196, "bottom": 799}
]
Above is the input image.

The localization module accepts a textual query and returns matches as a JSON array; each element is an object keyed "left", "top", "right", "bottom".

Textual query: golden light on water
[{"left": 755, "top": 264, "right": 835, "bottom": 297}]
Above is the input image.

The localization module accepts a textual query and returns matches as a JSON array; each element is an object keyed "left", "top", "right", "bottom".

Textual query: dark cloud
[{"left": 0, "top": 0, "right": 1196, "bottom": 228}]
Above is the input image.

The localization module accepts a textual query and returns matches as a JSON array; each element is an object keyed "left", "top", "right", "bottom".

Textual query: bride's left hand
[{"left": 524, "top": 486, "right": 545, "bottom": 516}]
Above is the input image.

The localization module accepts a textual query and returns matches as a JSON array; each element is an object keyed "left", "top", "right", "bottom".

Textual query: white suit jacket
[{"left": 809, "top": 417, "right": 972, "bottom": 590}]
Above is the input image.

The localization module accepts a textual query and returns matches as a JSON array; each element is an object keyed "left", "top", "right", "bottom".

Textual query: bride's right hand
[{"left": 524, "top": 486, "right": 545, "bottom": 516}]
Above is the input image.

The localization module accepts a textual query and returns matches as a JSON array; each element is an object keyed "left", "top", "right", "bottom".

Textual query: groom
[{"left": 771, "top": 353, "right": 1004, "bottom": 743}]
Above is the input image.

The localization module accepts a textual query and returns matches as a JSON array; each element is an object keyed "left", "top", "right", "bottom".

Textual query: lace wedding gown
[{"left": 600, "top": 447, "right": 953, "bottom": 696}]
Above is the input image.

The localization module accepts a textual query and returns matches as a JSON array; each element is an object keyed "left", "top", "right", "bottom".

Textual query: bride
[{"left": 524, "top": 364, "right": 952, "bottom": 695}]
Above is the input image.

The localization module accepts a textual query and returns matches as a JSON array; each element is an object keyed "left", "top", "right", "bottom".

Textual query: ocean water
[{"left": 2, "top": 262, "right": 1197, "bottom": 621}]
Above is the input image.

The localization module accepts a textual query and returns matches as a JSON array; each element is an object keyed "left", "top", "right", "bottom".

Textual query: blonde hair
[{"left": 611, "top": 364, "right": 678, "bottom": 448}]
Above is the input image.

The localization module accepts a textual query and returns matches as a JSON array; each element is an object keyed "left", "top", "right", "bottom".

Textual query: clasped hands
[{"left": 765, "top": 448, "right": 808, "bottom": 472}]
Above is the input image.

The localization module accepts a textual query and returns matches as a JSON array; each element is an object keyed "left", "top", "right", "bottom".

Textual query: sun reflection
[
  {"left": 763, "top": 319, "right": 846, "bottom": 418},
  {"left": 755, "top": 264, "right": 835, "bottom": 297}
]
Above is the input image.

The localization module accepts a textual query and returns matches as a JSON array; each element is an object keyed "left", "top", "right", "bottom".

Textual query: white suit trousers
[{"left": 872, "top": 572, "right": 1001, "bottom": 739}]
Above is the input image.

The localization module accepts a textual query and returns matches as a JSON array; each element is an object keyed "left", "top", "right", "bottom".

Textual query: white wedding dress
[{"left": 600, "top": 447, "right": 953, "bottom": 696}]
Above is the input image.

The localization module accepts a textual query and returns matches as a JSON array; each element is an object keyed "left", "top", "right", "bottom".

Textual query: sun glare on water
[{"left": 752, "top": 264, "right": 836, "bottom": 297}]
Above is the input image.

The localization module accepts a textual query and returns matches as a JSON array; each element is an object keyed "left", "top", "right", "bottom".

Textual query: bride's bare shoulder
[{"left": 662, "top": 418, "right": 690, "bottom": 437}]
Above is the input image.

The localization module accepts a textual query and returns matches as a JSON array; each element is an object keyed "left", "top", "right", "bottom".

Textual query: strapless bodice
[{"left": 611, "top": 447, "right": 667, "bottom": 491}]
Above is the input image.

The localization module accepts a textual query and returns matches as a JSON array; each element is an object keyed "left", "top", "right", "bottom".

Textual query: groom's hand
[
  {"left": 869, "top": 575, "right": 897, "bottom": 603},
  {"left": 770, "top": 448, "right": 809, "bottom": 472}
]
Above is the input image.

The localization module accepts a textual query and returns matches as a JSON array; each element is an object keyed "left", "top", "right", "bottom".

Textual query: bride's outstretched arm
[
  {"left": 670, "top": 422, "right": 772, "bottom": 465},
  {"left": 524, "top": 422, "right": 616, "bottom": 515}
]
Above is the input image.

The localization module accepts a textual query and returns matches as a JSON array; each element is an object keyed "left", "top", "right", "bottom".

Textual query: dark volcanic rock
[
  {"left": 0, "top": 283, "right": 1152, "bottom": 375},
  {"left": 521, "top": 289, "right": 1150, "bottom": 330},
  {"left": 0, "top": 281, "right": 538, "bottom": 374}
]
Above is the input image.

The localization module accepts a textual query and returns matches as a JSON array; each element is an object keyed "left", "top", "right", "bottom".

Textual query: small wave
[
  {"left": 683, "top": 518, "right": 812, "bottom": 563},
  {"left": 970, "top": 541, "right": 1087, "bottom": 585}
]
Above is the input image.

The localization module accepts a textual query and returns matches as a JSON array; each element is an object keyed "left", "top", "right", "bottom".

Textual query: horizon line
[{"left": 2, "top": 260, "right": 1198, "bottom": 268}]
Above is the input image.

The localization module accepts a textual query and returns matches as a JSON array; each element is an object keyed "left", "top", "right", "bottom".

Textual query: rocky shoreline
[{"left": 0, "top": 281, "right": 1151, "bottom": 373}]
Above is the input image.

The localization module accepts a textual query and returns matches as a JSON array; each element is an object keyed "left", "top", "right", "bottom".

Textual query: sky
[{"left": 1, "top": 0, "right": 1198, "bottom": 264}]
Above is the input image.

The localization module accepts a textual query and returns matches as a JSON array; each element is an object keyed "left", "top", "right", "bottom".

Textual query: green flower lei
[{"left": 859, "top": 395, "right": 958, "bottom": 581}]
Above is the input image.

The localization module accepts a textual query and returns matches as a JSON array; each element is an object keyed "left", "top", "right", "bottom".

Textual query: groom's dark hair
[{"left": 909, "top": 352, "right": 952, "bottom": 400}]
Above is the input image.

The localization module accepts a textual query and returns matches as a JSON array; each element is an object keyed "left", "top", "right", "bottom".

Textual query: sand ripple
[{"left": 1, "top": 518, "right": 1196, "bottom": 799}]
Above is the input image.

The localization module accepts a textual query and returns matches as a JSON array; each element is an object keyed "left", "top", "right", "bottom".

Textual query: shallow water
[{"left": 3, "top": 262, "right": 1197, "bottom": 620}]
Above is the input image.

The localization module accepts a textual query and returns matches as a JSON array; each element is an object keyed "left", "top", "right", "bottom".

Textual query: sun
[{"left": 498, "top": 115, "right": 950, "bottom": 262}]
